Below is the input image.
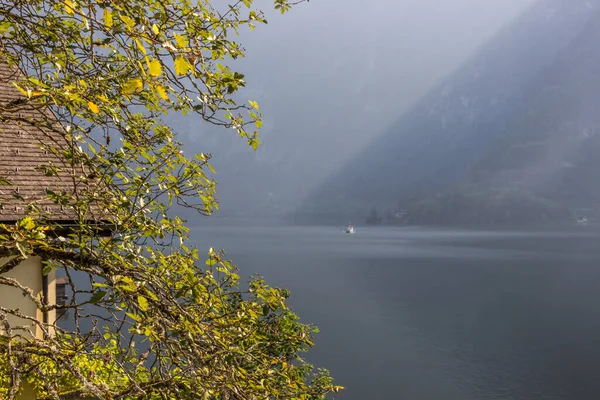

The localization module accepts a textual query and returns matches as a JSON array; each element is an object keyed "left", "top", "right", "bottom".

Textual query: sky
[{"left": 174, "top": 0, "right": 538, "bottom": 220}]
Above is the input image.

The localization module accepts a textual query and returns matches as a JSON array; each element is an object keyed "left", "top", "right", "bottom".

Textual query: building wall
[
  {"left": 0, "top": 256, "right": 56, "bottom": 339},
  {"left": 1, "top": 256, "right": 58, "bottom": 399}
]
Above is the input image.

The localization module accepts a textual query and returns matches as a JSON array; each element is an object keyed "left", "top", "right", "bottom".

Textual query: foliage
[
  {"left": 0, "top": 0, "right": 342, "bottom": 398},
  {"left": 404, "top": 185, "right": 569, "bottom": 226}
]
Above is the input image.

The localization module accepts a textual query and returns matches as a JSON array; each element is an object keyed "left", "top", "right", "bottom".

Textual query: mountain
[
  {"left": 169, "top": 1, "right": 539, "bottom": 222},
  {"left": 471, "top": 14, "right": 600, "bottom": 210},
  {"left": 295, "top": 0, "right": 599, "bottom": 224}
]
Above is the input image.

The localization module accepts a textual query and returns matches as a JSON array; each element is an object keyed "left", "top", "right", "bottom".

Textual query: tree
[{"left": 0, "top": 0, "right": 342, "bottom": 398}]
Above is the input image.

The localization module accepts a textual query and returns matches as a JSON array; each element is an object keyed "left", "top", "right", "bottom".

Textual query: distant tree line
[{"left": 373, "top": 185, "right": 571, "bottom": 226}]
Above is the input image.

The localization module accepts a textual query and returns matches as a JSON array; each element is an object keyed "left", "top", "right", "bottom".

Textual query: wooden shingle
[{"left": 0, "top": 62, "right": 101, "bottom": 223}]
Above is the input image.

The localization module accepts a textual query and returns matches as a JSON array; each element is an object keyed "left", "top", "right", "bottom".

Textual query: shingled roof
[{"left": 0, "top": 61, "right": 99, "bottom": 224}]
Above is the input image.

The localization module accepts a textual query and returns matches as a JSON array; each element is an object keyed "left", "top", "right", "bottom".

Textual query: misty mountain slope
[
  {"left": 471, "top": 14, "right": 600, "bottom": 209},
  {"left": 398, "top": 13, "right": 600, "bottom": 226},
  {"left": 171, "top": 0, "right": 540, "bottom": 221},
  {"left": 295, "top": 0, "right": 596, "bottom": 223}
]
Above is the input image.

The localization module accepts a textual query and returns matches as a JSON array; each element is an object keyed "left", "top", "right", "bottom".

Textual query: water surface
[{"left": 191, "top": 224, "right": 600, "bottom": 400}]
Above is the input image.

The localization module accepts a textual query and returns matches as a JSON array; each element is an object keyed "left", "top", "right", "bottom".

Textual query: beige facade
[
  {"left": 0, "top": 256, "right": 56, "bottom": 339},
  {"left": 1, "top": 256, "right": 57, "bottom": 399}
]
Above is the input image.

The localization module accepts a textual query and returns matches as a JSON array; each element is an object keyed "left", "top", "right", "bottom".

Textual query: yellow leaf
[
  {"left": 120, "top": 14, "right": 135, "bottom": 32},
  {"left": 19, "top": 217, "right": 35, "bottom": 230},
  {"left": 152, "top": 24, "right": 159, "bottom": 35},
  {"left": 174, "top": 56, "right": 191, "bottom": 75},
  {"left": 147, "top": 59, "right": 162, "bottom": 77},
  {"left": 88, "top": 101, "right": 100, "bottom": 114},
  {"left": 155, "top": 85, "right": 169, "bottom": 101},
  {"left": 103, "top": 8, "right": 113, "bottom": 27},
  {"left": 174, "top": 33, "right": 187, "bottom": 49},
  {"left": 97, "top": 94, "right": 109, "bottom": 102},
  {"left": 122, "top": 79, "right": 143, "bottom": 95},
  {"left": 12, "top": 83, "right": 28, "bottom": 97},
  {"left": 206, "top": 162, "right": 216, "bottom": 174},
  {"left": 137, "top": 295, "right": 149, "bottom": 312},
  {"left": 135, "top": 38, "right": 146, "bottom": 55},
  {"left": 64, "top": 0, "right": 75, "bottom": 15}
]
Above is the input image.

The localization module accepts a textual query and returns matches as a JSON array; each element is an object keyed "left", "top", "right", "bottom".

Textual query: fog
[{"left": 172, "top": 0, "right": 536, "bottom": 221}]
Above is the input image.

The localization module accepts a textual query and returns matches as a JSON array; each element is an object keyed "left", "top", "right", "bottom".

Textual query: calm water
[{"left": 189, "top": 224, "right": 600, "bottom": 400}]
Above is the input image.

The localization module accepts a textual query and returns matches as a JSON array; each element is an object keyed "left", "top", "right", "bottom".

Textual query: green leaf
[
  {"left": 118, "top": 276, "right": 137, "bottom": 292},
  {"left": 89, "top": 290, "right": 107, "bottom": 304},
  {"left": 122, "top": 79, "right": 143, "bottom": 95},
  {"left": 144, "top": 290, "right": 159, "bottom": 301},
  {"left": 126, "top": 312, "right": 141, "bottom": 322}
]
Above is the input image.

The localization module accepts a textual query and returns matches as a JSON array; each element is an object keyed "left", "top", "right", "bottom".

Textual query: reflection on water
[{"left": 190, "top": 224, "right": 600, "bottom": 400}]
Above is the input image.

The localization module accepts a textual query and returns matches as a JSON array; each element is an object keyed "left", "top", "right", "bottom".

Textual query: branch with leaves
[{"left": 0, "top": 0, "right": 341, "bottom": 398}]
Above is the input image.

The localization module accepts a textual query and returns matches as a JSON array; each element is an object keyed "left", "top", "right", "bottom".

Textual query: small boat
[
  {"left": 577, "top": 217, "right": 589, "bottom": 225},
  {"left": 345, "top": 223, "right": 355, "bottom": 234}
]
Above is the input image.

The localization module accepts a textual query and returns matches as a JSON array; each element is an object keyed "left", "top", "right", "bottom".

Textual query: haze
[{"left": 175, "top": 0, "right": 536, "bottom": 220}]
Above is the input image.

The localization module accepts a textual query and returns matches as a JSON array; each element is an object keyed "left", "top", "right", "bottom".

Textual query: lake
[{"left": 189, "top": 224, "right": 600, "bottom": 400}]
